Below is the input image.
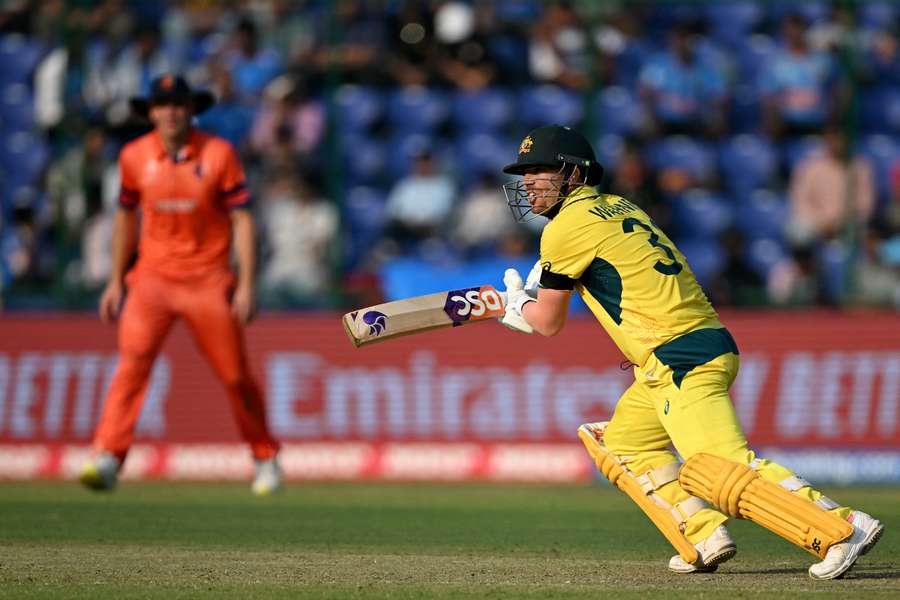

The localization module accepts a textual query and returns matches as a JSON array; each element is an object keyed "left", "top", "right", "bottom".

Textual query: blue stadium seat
[
  {"left": 341, "top": 135, "right": 386, "bottom": 186},
  {"left": 591, "top": 86, "right": 646, "bottom": 136},
  {"left": 451, "top": 88, "right": 514, "bottom": 132},
  {"left": 782, "top": 135, "right": 825, "bottom": 173},
  {"left": 768, "top": 2, "right": 830, "bottom": 25},
  {"left": 342, "top": 186, "right": 388, "bottom": 268},
  {"left": 817, "top": 239, "right": 851, "bottom": 304},
  {"left": 594, "top": 134, "right": 625, "bottom": 172},
  {"left": 675, "top": 239, "right": 725, "bottom": 289},
  {"left": 735, "top": 189, "right": 788, "bottom": 241},
  {"left": 333, "top": 84, "right": 384, "bottom": 134},
  {"left": 517, "top": 85, "right": 584, "bottom": 129},
  {"left": 387, "top": 86, "right": 450, "bottom": 134},
  {"left": 735, "top": 34, "right": 776, "bottom": 82},
  {"left": 0, "top": 83, "right": 34, "bottom": 131},
  {"left": 745, "top": 237, "right": 788, "bottom": 279},
  {"left": 858, "top": 86, "right": 900, "bottom": 134},
  {"left": 493, "top": 0, "right": 541, "bottom": 22},
  {"left": 0, "top": 131, "right": 49, "bottom": 188},
  {"left": 386, "top": 131, "right": 443, "bottom": 179},
  {"left": 670, "top": 189, "right": 734, "bottom": 239},
  {"left": 719, "top": 134, "right": 777, "bottom": 195},
  {"left": 0, "top": 34, "right": 44, "bottom": 84},
  {"left": 859, "top": 2, "right": 897, "bottom": 30},
  {"left": 705, "top": 2, "right": 765, "bottom": 48},
  {"left": 455, "top": 132, "right": 514, "bottom": 188},
  {"left": 858, "top": 134, "right": 900, "bottom": 208},
  {"left": 647, "top": 136, "right": 715, "bottom": 182},
  {"left": 728, "top": 84, "right": 762, "bottom": 133}
]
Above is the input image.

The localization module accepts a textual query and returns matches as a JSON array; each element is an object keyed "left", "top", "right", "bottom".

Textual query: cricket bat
[{"left": 342, "top": 285, "right": 506, "bottom": 347}]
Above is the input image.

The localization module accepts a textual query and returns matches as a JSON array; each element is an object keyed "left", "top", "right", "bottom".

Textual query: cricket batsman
[
  {"left": 78, "top": 74, "right": 282, "bottom": 495},
  {"left": 498, "top": 124, "right": 884, "bottom": 579}
]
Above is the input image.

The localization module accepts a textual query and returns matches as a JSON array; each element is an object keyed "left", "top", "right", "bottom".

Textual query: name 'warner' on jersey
[{"left": 539, "top": 186, "right": 722, "bottom": 367}]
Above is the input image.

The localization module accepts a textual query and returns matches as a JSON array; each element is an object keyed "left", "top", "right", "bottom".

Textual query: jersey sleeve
[
  {"left": 118, "top": 146, "right": 140, "bottom": 209},
  {"left": 218, "top": 142, "right": 252, "bottom": 209},
  {"left": 538, "top": 222, "right": 597, "bottom": 290}
]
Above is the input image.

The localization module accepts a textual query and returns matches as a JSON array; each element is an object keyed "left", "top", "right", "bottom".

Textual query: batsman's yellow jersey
[{"left": 539, "top": 186, "right": 726, "bottom": 369}]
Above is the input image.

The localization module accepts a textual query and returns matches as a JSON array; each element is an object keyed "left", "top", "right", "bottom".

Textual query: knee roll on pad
[
  {"left": 679, "top": 453, "right": 853, "bottom": 559},
  {"left": 578, "top": 423, "right": 700, "bottom": 565}
]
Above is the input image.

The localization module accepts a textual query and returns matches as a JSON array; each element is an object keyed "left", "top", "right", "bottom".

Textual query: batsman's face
[
  {"left": 149, "top": 101, "right": 192, "bottom": 140},
  {"left": 523, "top": 167, "right": 565, "bottom": 215}
]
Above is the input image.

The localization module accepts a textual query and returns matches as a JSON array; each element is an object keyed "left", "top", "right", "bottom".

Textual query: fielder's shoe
[
  {"left": 808, "top": 510, "right": 884, "bottom": 580},
  {"left": 668, "top": 525, "right": 737, "bottom": 574},
  {"left": 78, "top": 452, "right": 120, "bottom": 491},
  {"left": 251, "top": 456, "right": 283, "bottom": 496}
]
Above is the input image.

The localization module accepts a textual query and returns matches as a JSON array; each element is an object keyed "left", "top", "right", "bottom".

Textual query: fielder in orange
[{"left": 79, "top": 74, "right": 282, "bottom": 495}]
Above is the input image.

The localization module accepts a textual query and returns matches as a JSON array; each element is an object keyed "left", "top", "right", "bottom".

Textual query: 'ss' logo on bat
[{"left": 362, "top": 310, "right": 388, "bottom": 336}]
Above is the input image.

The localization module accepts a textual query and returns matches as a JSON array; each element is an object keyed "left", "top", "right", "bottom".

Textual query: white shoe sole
[
  {"left": 809, "top": 521, "right": 884, "bottom": 580},
  {"left": 669, "top": 546, "right": 736, "bottom": 574}
]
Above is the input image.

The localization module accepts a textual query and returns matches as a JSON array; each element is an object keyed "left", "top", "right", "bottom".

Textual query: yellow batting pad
[
  {"left": 578, "top": 424, "right": 699, "bottom": 565},
  {"left": 679, "top": 453, "right": 853, "bottom": 559}
]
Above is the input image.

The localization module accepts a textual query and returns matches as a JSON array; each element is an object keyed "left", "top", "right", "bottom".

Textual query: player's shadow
[
  {"left": 724, "top": 567, "right": 805, "bottom": 576},
  {"left": 844, "top": 565, "right": 900, "bottom": 580}
]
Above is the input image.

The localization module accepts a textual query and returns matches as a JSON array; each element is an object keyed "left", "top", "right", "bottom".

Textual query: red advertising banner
[{"left": 0, "top": 311, "right": 898, "bottom": 481}]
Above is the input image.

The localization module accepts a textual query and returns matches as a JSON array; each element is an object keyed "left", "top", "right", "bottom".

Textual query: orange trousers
[{"left": 94, "top": 268, "right": 280, "bottom": 462}]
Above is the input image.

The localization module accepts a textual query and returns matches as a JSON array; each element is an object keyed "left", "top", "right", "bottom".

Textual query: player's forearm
[
  {"left": 521, "top": 299, "right": 567, "bottom": 337},
  {"left": 231, "top": 210, "right": 257, "bottom": 288},
  {"left": 109, "top": 209, "right": 137, "bottom": 284}
]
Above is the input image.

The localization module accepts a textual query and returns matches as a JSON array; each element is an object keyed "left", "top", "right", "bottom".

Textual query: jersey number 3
[{"left": 621, "top": 218, "right": 683, "bottom": 276}]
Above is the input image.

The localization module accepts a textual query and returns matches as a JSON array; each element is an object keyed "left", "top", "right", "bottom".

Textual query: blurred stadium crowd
[{"left": 1, "top": 0, "right": 900, "bottom": 311}]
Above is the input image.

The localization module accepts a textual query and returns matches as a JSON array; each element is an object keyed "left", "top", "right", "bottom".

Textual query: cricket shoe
[
  {"left": 78, "top": 452, "right": 120, "bottom": 491},
  {"left": 668, "top": 525, "right": 737, "bottom": 574},
  {"left": 808, "top": 510, "right": 884, "bottom": 580},
  {"left": 251, "top": 456, "right": 283, "bottom": 496}
]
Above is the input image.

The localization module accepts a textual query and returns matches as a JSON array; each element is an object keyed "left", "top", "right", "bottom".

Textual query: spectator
[
  {"left": 386, "top": 0, "right": 439, "bottom": 87},
  {"left": 450, "top": 174, "right": 516, "bottom": 256},
  {"left": 853, "top": 223, "right": 900, "bottom": 307},
  {"left": 248, "top": 75, "right": 324, "bottom": 164},
  {"left": 638, "top": 23, "right": 728, "bottom": 137},
  {"left": 259, "top": 172, "right": 338, "bottom": 305},
  {"left": 196, "top": 64, "right": 256, "bottom": 150},
  {"left": 527, "top": 2, "right": 591, "bottom": 89},
  {"left": 45, "top": 123, "right": 118, "bottom": 287},
  {"left": 384, "top": 150, "right": 455, "bottom": 249},
  {"left": 760, "top": 14, "right": 839, "bottom": 138},
  {"left": 786, "top": 126, "right": 875, "bottom": 245},
  {"left": 433, "top": 1, "right": 497, "bottom": 91},
  {"left": 223, "top": 17, "right": 284, "bottom": 102},
  {"left": 83, "top": 21, "right": 174, "bottom": 125}
]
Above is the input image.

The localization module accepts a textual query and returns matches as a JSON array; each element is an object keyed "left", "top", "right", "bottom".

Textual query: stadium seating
[
  {"left": 517, "top": 84, "right": 584, "bottom": 130},
  {"left": 670, "top": 189, "right": 734, "bottom": 240},
  {"left": 333, "top": 84, "right": 384, "bottom": 135},
  {"left": 451, "top": 88, "right": 514, "bottom": 132},
  {"left": 387, "top": 86, "right": 450, "bottom": 134},
  {"left": 734, "top": 189, "right": 788, "bottom": 241},
  {"left": 647, "top": 136, "right": 715, "bottom": 183},
  {"left": 745, "top": 237, "right": 789, "bottom": 279},
  {"left": 0, "top": 83, "right": 35, "bottom": 132},
  {"left": 675, "top": 238, "right": 726, "bottom": 288},
  {"left": 591, "top": 86, "right": 646, "bottom": 137},
  {"left": 0, "top": 33, "right": 44, "bottom": 85},
  {"left": 454, "top": 132, "right": 514, "bottom": 188},
  {"left": 342, "top": 186, "right": 388, "bottom": 269},
  {"left": 705, "top": 2, "right": 765, "bottom": 48},
  {"left": 719, "top": 134, "right": 777, "bottom": 195},
  {"left": 858, "top": 134, "right": 900, "bottom": 209},
  {"left": 341, "top": 135, "right": 387, "bottom": 186}
]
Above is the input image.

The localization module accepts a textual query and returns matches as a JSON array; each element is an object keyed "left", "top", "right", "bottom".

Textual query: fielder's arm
[
  {"left": 99, "top": 207, "right": 138, "bottom": 323},
  {"left": 230, "top": 208, "right": 257, "bottom": 323}
]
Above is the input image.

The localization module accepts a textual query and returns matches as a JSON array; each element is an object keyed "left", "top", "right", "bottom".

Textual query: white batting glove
[
  {"left": 524, "top": 260, "right": 541, "bottom": 299},
  {"left": 500, "top": 268, "right": 535, "bottom": 334}
]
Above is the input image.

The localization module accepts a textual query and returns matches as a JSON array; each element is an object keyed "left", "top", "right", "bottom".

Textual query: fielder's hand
[
  {"left": 500, "top": 268, "right": 535, "bottom": 334},
  {"left": 231, "top": 282, "right": 257, "bottom": 324},
  {"left": 99, "top": 280, "right": 124, "bottom": 324}
]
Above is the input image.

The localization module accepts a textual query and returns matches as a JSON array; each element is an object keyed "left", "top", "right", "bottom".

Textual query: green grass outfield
[{"left": 0, "top": 482, "right": 897, "bottom": 599}]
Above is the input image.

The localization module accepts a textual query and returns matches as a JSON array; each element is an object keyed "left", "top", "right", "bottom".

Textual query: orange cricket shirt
[{"left": 118, "top": 128, "right": 251, "bottom": 280}]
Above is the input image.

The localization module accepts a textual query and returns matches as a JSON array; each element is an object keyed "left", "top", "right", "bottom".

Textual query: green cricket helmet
[{"left": 502, "top": 124, "right": 604, "bottom": 221}]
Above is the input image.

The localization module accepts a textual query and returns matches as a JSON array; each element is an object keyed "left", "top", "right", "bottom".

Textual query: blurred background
[
  {"left": 0, "top": 1, "right": 897, "bottom": 484},
  {"left": 0, "top": 0, "right": 899, "bottom": 310}
]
